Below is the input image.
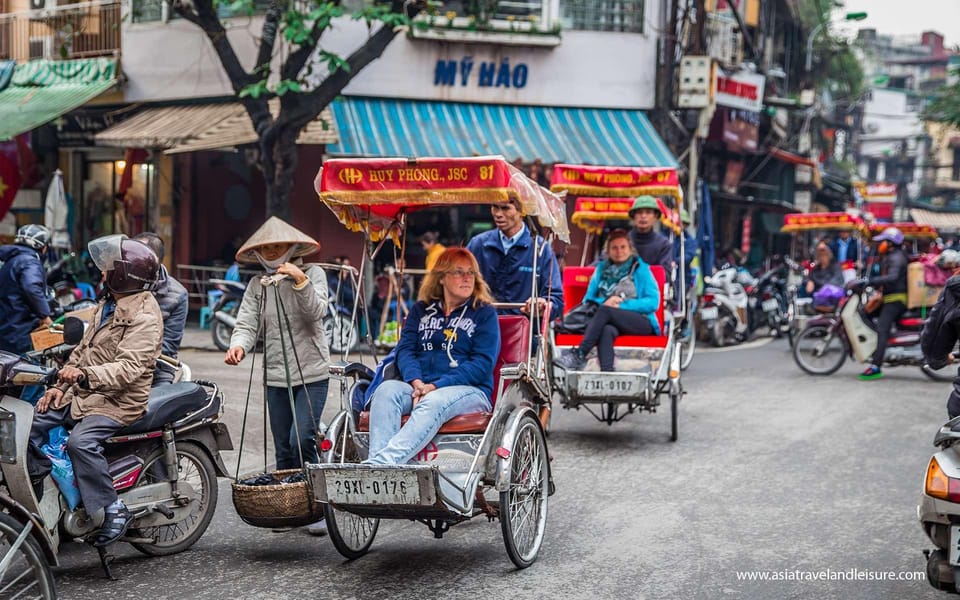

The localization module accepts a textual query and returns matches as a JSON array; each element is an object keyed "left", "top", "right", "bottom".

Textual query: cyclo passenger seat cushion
[
  {"left": 555, "top": 265, "right": 669, "bottom": 348},
  {"left": 114, "top": 382, "right": 213, "bottom": 436},
  {"left": 357, "top": 315, "right": 531, "bottom": 435}
]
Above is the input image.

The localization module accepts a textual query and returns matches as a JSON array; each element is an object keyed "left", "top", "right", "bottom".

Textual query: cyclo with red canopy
[
  {"left": 308, "top": 156, "right": 566, "bottom": 569},
  {"left": 549, "top": 164, "right": 684, "bottom": 438}
]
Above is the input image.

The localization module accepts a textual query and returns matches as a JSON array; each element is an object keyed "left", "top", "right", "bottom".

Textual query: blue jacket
[
  {"left": 466, "top": 226, "right": 564, "bottom": 317},
  {"left": 0, "top": 244, "right": 50, "bottom": 354},
  {"left": 583, "top": 257, "right": 661, "bottom": 335},
  {"left": 396, "top": 300, "right": 500, "bottom": 401}
]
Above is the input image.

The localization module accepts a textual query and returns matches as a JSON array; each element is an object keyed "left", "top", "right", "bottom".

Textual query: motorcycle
[
  {"left": 210, "top": 278, "right": 247, "bottom": 352},
  {"left": 919, "top": 413, "right": 960, "bottom": 592},
  {"left": 212, "top": 278, "right": 359, "bottom": 354},
  {"left": 699, "top": 265, "right": 752, "bottom": 347},
  {"left": 0, "top": 318, "right": 233, "bottom": 580},
  {"left": 746, "top": 263, "right": 790, "bottom": 339},
  {"left": 792, "top": 281, "right": 952, "bottom": 381}
]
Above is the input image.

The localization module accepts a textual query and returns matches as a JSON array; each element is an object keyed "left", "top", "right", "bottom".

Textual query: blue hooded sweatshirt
[
  {"left": 0, "top": 244, "right": 50, "bottom": 354},
  {"left": 396, "top": 299, "right": 501, "bottom": 401}
]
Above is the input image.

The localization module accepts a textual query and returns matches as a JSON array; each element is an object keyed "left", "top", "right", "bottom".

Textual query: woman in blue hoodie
[
  {"left": 366, "top": 248, "right": 501, "bottom": 465},
  {"left": 556, "top": 229, "right": 661, "bottom": 372}
]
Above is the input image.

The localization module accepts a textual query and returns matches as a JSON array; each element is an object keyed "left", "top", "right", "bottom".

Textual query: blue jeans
[
  {"left": 265, "top": 380, "right": 329, "bottom": 469},
  {"left": 366, "top": 380, "right": 490, "bottom": 465}
]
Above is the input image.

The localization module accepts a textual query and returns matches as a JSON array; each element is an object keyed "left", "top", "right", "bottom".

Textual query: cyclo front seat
[{"left": 113, "top": 382, "right": 214, "bottom": 436}]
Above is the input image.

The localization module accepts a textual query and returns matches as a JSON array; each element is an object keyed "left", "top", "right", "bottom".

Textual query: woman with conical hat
[{"left": 223, "top": 217, "right": 331, "bottom": 534}]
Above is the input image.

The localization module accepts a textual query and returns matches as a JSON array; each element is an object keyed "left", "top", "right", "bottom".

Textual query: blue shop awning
[{"left": 328, "top": 97, "right": 677, "bottom": 167}]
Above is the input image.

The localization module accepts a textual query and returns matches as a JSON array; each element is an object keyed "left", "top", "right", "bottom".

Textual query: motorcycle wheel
[
  {"left": 792, "top": 325, "right": 847, "bottom": 375},
  {"left": 211, "top": 302, "right": 237, "bottom": 352},
  {"left": 712, "top": 306, "right": 738, "bottom": 347},
  {"left": 922, "top": 365, "right": 955, "bottom": 382},
  {"left": 130, "top": 442, "right": 218, "bottom": 556},
  {"left": 0, "top": 512, "right": 56, "bottom": 599}
]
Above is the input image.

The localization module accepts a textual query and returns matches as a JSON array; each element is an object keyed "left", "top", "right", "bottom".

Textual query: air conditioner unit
[
  {"left": 29, "top": 0, "right": 46, "bottom": 10},
  {"left": 706, "top": 13, "right": 743, "bottom": 70}
]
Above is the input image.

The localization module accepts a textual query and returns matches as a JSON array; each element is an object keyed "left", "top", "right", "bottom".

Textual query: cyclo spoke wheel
[
  {"left": 792, "top": 324, "right": 846, "bottom": 375},
  {"left": 131, "top": 442, "right": 218, "bottom": 556},
  {"left": 0, "top": 513, "right": 56, "bottom": 600},
  {"left": 324, "top": 423, "right": 379, "bottom": 560},
  {"left": 500, "top": 415, "right": 549, "bottom": 569},
  {"left": 679, "top": 323, "right": 696, "bottom": 371},
  {"left": 670, "top": 391, "right": 679, "bottom": 442}
]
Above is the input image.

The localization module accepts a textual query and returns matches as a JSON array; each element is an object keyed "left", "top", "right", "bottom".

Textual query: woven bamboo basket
[{"left": 231, "top": 469, "right": 323, "bottom": 529}]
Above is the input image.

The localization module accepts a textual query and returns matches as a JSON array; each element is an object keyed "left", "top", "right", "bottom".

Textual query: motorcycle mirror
[{"left": 63, "top": 317, "right": 86, "bottom": 345}]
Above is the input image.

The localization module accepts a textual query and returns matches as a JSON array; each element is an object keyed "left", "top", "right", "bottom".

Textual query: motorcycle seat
[{"left": 114, "top": 382, "right": 215, "bottom": 436}]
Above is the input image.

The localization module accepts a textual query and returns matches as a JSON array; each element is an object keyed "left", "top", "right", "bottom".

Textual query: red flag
[
  {"left": 0, "top": 153, "right": 22, "bottom": 222},
  {"left": 118, "top": 148, "right": 149, "bottom": 200},
  {"left": 14, "top": 134, "right": 38, "bottom": 188}
]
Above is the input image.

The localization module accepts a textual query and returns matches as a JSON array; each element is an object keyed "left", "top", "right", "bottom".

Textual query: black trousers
[
  {"left": 578, "top": 304, "right": 654, "bottom": 371},
  {"left": 870, "top": 300, "right": 907, "bottom": 367},
  {"left": 28, "top": 408, "right": 123, "bottom": 515}
]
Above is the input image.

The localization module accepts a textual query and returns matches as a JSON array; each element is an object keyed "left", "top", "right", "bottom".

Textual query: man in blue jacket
[
  {"left": 0, "top": 225, "right": 52, "bottom": 354},
  {"left": 466, "top": 199, "right": 563, "bottom": 318}
]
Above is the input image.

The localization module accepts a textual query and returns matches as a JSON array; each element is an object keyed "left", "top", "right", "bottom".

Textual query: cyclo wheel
[
  {"left": 670, "top": 390, "right": 679, "bottom": 442},
  {"left": 131, "top": 442, "right": 218, "bottom": 556},
  {"left": 500, "top": 414, "right": 549, "bottom": 569},
  {"left": 679, "top": 324, "right": 695, "bottom": 371},
  {"left": 792, "top": 324, "right": 846, "bottom": 375},
  {"left": 324, "top": 421, "right": 379, "bottom": 560},
  {"left": 0, "top": 512, "right": 56, "bottom": 599}
]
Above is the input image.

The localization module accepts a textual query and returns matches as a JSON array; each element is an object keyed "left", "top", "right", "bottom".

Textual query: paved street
[{"left": 51, "top": 335, "right": 952, "bottom": 599}]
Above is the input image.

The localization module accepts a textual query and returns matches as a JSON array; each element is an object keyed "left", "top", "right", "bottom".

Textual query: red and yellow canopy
[
  {"left": 550, "top": 164, "right": 682, "bottom": 202},
  {"left": 780, "top": 212, "right": 868, "bottom": 234},
  {"left": 316, "top": 156, "right": 569, "bottom": 242},
  {"left": 868, "top": 223, "right": 938, "bottom": 240},
  {"left": 571, "top": 197, "right": 680, "bottom": 236}
]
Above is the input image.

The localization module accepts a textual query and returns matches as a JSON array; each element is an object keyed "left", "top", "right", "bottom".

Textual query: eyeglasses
[{"left": 446, "top": 269, "right": 477, "bottom": 279}]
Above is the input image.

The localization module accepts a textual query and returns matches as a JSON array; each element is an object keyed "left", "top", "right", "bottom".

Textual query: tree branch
[{"left": 255, "top": 0, "right": 283, "bottom": 80}]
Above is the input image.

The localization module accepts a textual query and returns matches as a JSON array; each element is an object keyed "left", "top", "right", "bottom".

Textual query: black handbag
[{"left": 556, "top": 301, "right": 598, "bottom": 334}]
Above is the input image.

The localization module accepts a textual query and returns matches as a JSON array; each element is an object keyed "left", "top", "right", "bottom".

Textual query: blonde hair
[{"left": 418, "top": 248, "right": 495, "bottom": 307}]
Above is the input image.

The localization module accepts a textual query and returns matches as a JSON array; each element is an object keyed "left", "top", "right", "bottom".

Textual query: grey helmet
[{"left": 14, "top": 224, "right": 51, "bottom": 251}]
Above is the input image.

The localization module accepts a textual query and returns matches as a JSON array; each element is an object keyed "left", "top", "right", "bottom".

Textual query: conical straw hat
[{"left": 235, "top": 216, "right": 320, "bottom": 264}]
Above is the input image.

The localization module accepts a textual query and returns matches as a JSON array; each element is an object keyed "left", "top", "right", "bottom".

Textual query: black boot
[
  {"left": 93, "top": 503, "right": 132, "bottom": 547},
  {"left": 556, "top": 348, "right": 587, "bottom": 370}
]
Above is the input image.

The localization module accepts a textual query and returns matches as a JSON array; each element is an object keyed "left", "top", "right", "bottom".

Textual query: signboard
[
  {"left": 855, "top": 182, "right": 897, "bottom": 203},
  {"left": 715, "top": 70, "right": 765, "bottom": 112},
  {"left": 550, "top": 164, "right": 681, "bottom": 200},
  {"left": 706, "top": 0, "right": 759, "bottom": 27}
]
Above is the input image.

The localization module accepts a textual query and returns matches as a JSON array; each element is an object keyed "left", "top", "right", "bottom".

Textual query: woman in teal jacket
[{"left": 556, "top": 229, "right": 661, "bottom": 372}]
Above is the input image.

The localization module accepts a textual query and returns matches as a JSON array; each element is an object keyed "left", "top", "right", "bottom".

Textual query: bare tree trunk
[{"left": 261, "top": 126, "right": 299, "bottom": 219}]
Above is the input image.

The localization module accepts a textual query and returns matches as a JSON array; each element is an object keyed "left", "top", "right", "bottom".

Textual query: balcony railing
[{"left": 0, "top": 0, "right": 121, "bottom": 63}]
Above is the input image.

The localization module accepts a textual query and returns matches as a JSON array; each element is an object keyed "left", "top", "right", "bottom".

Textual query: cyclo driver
[{"left": 28, "top": 235, "right": 163, "bottom": 547}]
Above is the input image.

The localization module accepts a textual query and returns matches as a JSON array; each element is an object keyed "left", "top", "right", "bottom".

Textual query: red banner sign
[
  {"left": 550, "top": 164, "right": 681, "bottom": 199},
  {"left": 868, "top": 222, "right": 937, "bottom": 239},
  {"left": 319, "top": 156, "right": 514, "bottom": 196},
  {"left": 573, "top": 197, "right": 633, "bottom": 216},
  {"left": 781, "top": 212, "right": 866, "bottom": 233}
]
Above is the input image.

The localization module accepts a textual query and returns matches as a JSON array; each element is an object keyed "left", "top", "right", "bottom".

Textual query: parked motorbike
[
  {"left": 212, "top": 278, "right": 359, "bottom": 354},
  {"left": 699, "top": 265, "right": 751, "bottom": 347},
  {"left": 746, "top": 263, "right": 790, "bottom": 339},
  {"left": 0, "top": 319, "right": 232, "bottom": 580},
  {"left": 46, "top": 252, "right": 99, "bottom": 309},
  {"left": 792, "top": 281, "right": 952, "bottom": 380},
  {"left": 210, "top": 278, "right": 246, "bottom": 352},
  {"left": 919, "top": 412, "right": 960, "bottom": 592}
]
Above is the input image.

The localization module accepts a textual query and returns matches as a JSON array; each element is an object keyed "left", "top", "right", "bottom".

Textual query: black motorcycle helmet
[{"left": 87, "top": 235, "right": 159, "bottom": 294}]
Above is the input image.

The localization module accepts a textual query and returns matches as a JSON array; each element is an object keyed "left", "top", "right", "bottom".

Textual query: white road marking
[{"left": 696, "top": 337, "right": 776, "bottom": 353}]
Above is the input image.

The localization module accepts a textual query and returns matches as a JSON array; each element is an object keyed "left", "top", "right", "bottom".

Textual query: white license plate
[
  {"left": 325, "top": 470, "right": 420, "bottom": 505},
  {"left": 761, "top": 298, "right": 780, "bottom": 312},
  {"left": 951, "top": 525, "right": 960, "bottom": 566},
  {"left": 700, "top": 306, "right": 718, "bottom": 321},
  {"left": 576, "top": 373, "right": 646, "bottom": 397}
]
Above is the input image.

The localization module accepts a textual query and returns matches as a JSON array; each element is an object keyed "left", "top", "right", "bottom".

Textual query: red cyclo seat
[
  {"left": 356, "top": 313, "right": 532, "bottom": 435},
  {"left": 557, "top": 264, "right": 668, "bottom": 348}
]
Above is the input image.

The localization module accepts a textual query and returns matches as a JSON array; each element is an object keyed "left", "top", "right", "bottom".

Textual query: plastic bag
[
  {"left": 40, "top": 426, "right": 81, "bottom": 510},
  {"left": 813, "top": 284, "right": 844, "bottom": 309}
]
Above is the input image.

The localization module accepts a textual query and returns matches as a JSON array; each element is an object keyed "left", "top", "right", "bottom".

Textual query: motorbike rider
[
  {"left": 132, "top": 232, "right": 188, "bottom": 385},
  {"left": 628, "top": 196, "right": 673, "bottom": 274},
  {"left": 27, "top": 235, "right": 162, "bottom": 547},
  {"left": 922, "top": 250, "right": 960, "bottom": 417},
  {"left": 466, "top": 198, "right": 563, "bottom": 317},
  {"left": 859, "top": 227, "right": 909, "bottom": 381},
  {"left": 0, "top": 225, "right": 53, "bottom": 355}
]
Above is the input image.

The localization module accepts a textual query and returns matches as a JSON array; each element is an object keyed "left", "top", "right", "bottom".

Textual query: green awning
[{"left": 0, "top": 58, "right": 117, "bottom": 141}]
